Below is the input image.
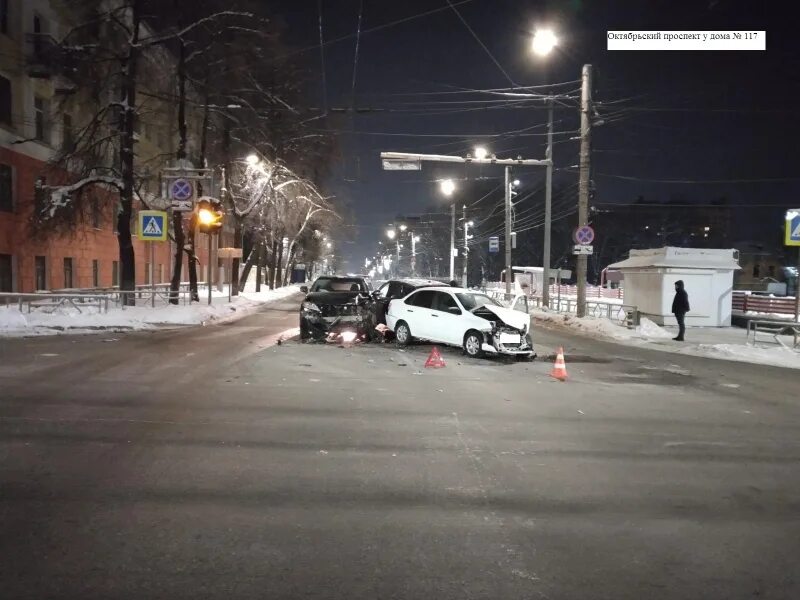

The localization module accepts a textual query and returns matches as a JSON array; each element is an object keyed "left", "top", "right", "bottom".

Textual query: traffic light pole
[{"left": 208, "top": 233, "right": 213, "bottom": 305}]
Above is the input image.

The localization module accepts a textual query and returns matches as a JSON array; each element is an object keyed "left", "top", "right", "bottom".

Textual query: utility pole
[
  {"left": 462, "top": 205, "right": 469, "bottom": 287},
  {"left": 505, "top": 166, "right": 512, "bottom": 298},
  {"left": 542, "top": 97, "right": 554, "bottom": 307},
  {"left": 449, "top": 202, "right": 455, "bottom": 282},
  {"left": 411, "top": 234, "right": 417, "bottom": 276},
  {"left": 576, "top": 64, "right": 593, "bottom": 318}
]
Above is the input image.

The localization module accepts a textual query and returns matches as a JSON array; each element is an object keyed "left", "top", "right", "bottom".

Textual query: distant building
[{"left": 733, "top": 240, "right": 789, "bottom": 293}]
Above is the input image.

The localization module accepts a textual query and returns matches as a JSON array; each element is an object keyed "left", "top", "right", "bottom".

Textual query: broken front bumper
[
  {"left": 300, "top": 308, "right": 375, "bottom": 341},
  {"left": 480, "top": 330, "right": 535, "bottom": 356}
]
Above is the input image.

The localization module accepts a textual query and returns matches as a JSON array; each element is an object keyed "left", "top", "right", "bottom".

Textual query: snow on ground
[
  {"left": 0, "top": 285, "right": 300, "bottom": 337},
  {"left": 532, "top": 307, "right": 800, "bottom": 370}
]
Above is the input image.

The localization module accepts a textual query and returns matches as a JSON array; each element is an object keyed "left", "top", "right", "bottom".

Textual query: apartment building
[{"left": 0, "top": 0, "right": 224, "bottom": 293}]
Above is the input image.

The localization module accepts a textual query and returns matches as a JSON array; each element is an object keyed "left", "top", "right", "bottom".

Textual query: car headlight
[{"left": 302, "top": 301, "right": 321, "bottom": 312}]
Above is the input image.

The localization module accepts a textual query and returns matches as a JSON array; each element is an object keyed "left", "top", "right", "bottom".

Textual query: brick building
[{"left": 0, "top": 0, "right": 225, "bottom": 293}]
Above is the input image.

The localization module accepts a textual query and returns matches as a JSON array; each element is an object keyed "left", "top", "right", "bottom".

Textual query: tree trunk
[
  {"left": 255, "top": 242, "right": 263, "bottom": 292},
  {"left": 283, "top": 245, "right": 296, "bottom": 286},
  {"left": 187, "top": 215, "right": 199, "bottom": 301},
  {"left": 267, "top": 239, "right": 278, "bottom": 289},
  {"left": 118, "top": 0, "right": 141, "bottom": 306},
  {"left": 169, "top": 213, "right": 184, "bottom": 304},
  {"left": 274, "top": 240, "right": 284, "bottom": 289},
  {"left": 238, "top": 244, "right": 257, "bottom": 292}
]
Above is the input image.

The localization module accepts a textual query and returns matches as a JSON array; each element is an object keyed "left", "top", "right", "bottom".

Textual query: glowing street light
[
  {"left": 399, "top": 224, "right": 408, "bottom": 232},
  {"left": 474, "top": 146, "right": 488, "bottom": 160},
  {"left": 532, "top": 28, "right": 558, "bottom": 56},
  {"left": 246, "top": 154, "right": 259, "bottom": 165},
  {"left": 440, "top": 178, "right": 456, "bottom": 197},
  {"left": 326, "top": 241, "right": 332, "bottom": 249},
  {"left": 386, "top": 228, "right": 396, "bottom": 240}
]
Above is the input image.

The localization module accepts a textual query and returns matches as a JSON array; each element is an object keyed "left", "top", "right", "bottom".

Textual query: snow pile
[
  {"left": 533, "top": 309, "right": 655, "bottom": 341},
  {"left": 638, "top": 317, "right": 674, "bottom": 339},
  {"left": 675, "top": 343, "right": 800, "bottom": 370},
  {"left": 0, "top": 308, "right": 28, "bottom": 329},
  {"left": 0, "top": 285, "right": 301, "bottom": 337}
]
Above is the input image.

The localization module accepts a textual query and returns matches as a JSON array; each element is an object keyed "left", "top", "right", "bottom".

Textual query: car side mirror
[
  {"left": 447, "top": 306, "right": 462, "bottom": 315},
  {"left": 300, "top": 285, "right": 308, "bottom": 293}
]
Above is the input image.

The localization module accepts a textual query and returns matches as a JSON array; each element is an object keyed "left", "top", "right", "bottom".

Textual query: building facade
[{"left": 0, "top": 0, "right": 226, "bottom": 293}]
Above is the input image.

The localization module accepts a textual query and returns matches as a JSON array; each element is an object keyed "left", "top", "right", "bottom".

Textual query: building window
[
  {"left": 92, "top": 259, "right": 99, "bottom": 287},
  {"left": 0, "top": 254, "right": 12, "bottom": 292},
  {"left": 144, "top": 262, "right": 150, "bottom": 284},
  {"left": 0, "top": 163, "right": 12, "bottom": 212},
  {"left": 62, "top": 113, "right": 73, "bottom": 151},
  {"left": 768, "top": 265, "right": 776, "bottom": 278},
  {"left": 112, "top": 260, "right": 119, "bottom": 286},
  {"left": 1, "top": 0, "right": 9, "bottom": 35},
  {"left": 34, "top": 96, "right": 50, "bottom": 144},
  {"left": 0, "top": 75, "right": 11, "bottom": 126},
  {"left": 91, "top": 198, "right": 101, "bottom": 228},
  {"left": 753, "top": 264, "right": 760, "bottom": 278},
  {"left": 63, "top": 257, "right": 73, "bottom": 288},
  {"left": 35, "top": 256, "right": 46, "bottom": 290}
]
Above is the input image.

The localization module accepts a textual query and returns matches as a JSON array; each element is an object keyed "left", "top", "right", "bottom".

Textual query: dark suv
[{"left": 299, "top": 275, "right": 373, "bottom": 340}]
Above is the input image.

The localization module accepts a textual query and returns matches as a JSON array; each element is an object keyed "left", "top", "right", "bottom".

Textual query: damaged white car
[{"left": 386, "top": 287, "right": 535, "bottom": 359}]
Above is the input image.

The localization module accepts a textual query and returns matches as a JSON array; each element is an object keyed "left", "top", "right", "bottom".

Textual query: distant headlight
[{"left": 302, "top": 301, "right": 321, "bottom": 312}]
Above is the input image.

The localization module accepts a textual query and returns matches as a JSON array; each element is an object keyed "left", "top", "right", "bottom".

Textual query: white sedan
[{"left": 386, "top": 286, "right": 534, "bottom": 358}]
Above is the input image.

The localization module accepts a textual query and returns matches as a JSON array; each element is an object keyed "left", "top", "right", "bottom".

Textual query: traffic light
[{"left": 196, "top": 197, "right": 223, "bottom": 234}]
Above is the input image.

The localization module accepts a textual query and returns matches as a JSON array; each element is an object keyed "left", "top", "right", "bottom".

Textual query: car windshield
[
  {"left": 456, "top": 292, "right": 502, "bottom": 311},
  {"left": 310, "top": 278, "right": 368, "bottom": 293}
]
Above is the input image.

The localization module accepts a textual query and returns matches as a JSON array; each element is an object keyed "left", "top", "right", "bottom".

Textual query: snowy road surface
[{"left": 1, "top": 293, "right": 799, "bottom": 599}]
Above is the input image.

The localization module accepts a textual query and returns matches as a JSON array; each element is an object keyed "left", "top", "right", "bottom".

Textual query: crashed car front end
[
  {"left": 473, "top": 306, "right": 535, "bottom": 357},
  {"left": 301, "top": 297, "right": 375, "bottom": 343}
]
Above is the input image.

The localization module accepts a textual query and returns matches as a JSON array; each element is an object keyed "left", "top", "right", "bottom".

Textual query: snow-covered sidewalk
[
  {"left": 0, "top": 285, "right": 301, "bottom": 337},
  {"left": 532, "top": 308, "right": 800, "bottom": 370}
]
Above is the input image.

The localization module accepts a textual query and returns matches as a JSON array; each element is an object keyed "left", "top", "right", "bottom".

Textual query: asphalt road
[{"left": 2, "top": 293, "right": 799, "bottom": 599}]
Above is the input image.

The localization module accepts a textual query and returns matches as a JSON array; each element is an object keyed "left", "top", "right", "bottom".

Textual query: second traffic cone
[
  {"left": 550, "top": 347, "right": 568, "bottom": 381},
  {"left": 425, "top": 346, "right": 446, "bottom": 368}
]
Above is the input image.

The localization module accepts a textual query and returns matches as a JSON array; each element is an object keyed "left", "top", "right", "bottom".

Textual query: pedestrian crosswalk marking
[{"left": 143, "top": 217, "right": 162, "bottom": 236}]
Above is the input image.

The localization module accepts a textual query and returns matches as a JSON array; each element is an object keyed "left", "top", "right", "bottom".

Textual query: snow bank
[
  {"left": 0, "top": 285, "right": 301, "bottom": 337},
  {"left": 532, "top": 308, "right": 800, "bottom": 370}
]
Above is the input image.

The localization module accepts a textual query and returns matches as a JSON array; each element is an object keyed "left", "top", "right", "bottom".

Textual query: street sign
[
  {"left": 572, "top": 244, "right": 593, "bottom": 255},
  {"left": 489, "top": 236, "right": 499, "bottom": 253},
  {"left": 217, "top": 247, "right": 243, "bottom": 259},
  {"left": 573, "top": 225, "right": 595, "bottom": 245},
  {"left": 382, "top": 158, "right": 422, "bottom": 171},
  {"left": 785, "top": 209, "right": 800, "bottom": 246},
  {"left": 137, "top": 210, "right": 168, "bottom": 242},
  {"left": 170, "top": 178, "right": 195, "bottom": 212}
]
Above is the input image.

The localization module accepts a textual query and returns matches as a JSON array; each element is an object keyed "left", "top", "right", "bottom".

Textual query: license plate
[{"left": 499, "top": 333, "right": 521, "bottom": 345}]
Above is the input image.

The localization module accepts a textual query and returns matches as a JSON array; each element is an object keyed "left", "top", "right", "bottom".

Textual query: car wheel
[
  {"left": 395, "top": 321, "right": 412, "bottom": 346},
  {"left": 463, "top": 330, "right": 484, "bottom": 358}
]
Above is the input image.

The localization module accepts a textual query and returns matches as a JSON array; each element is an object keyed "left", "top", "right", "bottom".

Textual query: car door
[
  {"left": 430, "top": 291, "right": 467, "bottom": 346},
  {"left": 401, "top": 289, "right": 435, "bottom": 339}
]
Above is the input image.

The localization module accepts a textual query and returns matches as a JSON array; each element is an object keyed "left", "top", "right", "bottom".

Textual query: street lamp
[
  {"left": 399, "top": 224, "right": 408, "bottom": 232},
  {"left": 532, "top": 28, "right": 558, "bottom": 56},
  {"left": 440, "top": 178, "right": 456, "bottom": 197},
  {"left": 386, "top": 228, "right": 396, "bottom": 240},
  {"left": 474, "top": 146, "right": 488, "bottom": 160},
  {"left": 439, "top": 179, "right": 457, "bottom": 280},
  {"left": 246, "top": 154, "right": 259, "bottom": 165}
]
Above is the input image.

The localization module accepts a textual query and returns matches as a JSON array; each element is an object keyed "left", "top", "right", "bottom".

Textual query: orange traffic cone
[
  {"left": 425, "top": 346, "right": 446, "bottom": 368},
  {"left": 550, "top": 347, "right": 568, "bottom": 381}
]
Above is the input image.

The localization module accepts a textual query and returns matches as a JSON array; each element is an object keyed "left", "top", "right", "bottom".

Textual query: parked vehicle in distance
[
  {"left": 300, "top": 276, "right": 373, "bottom": 341},
  {"left": 372, "top": 278, "right": 441, "bottom": 326},
  {"left": 385, "top": 286, "right": 534, "bottom": 359}
]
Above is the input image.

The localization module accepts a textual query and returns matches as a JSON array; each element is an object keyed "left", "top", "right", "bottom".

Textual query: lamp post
[
  {"left": 532, "top": 28, "right": 558, "bottom": 307},
  {"left": 463, "top": 208, "right": 473, "bottom": 288},
  {"left": 386, "top": 227, "right": 400, "bottom": 277},
  {"left": 440, "top": 179, "right": 456, "bottom": 281}
]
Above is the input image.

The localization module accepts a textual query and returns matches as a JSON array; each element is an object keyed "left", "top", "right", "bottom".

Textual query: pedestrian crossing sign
[
  {"left": 138, "top": 210, "right": 168, "bottom": 242},
  {"left": 785, "top": 209, "right": 800, "bottom": 247}
]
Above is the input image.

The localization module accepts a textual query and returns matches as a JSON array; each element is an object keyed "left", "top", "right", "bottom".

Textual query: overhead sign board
[
  {"left": 573, "top": 244, "right": 593, "bottom": 256},
  {"left": 382, "top": 158, "right": 422, "bottom": 171},
  {"left": 785, "top": 209, "right": 800, "bottom": 246},
  {"left": 138, "top": 210, "right": 168, "bottom": 242},
  {"left": 217, "top": 247, "right": 243, "bottom": 259},
  {"left": 489, "top": 236, "right": 499, "bottom": 253},
  {"left": 573, "top": 225, "right": 595, "bottom": 245}
]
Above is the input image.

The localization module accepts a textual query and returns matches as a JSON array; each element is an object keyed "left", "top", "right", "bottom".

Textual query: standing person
[
  {"left": 671, "top": 280, "right": 690, "bottom": 341},
  {"left": 449, "top": 280, "right": 459, "bottom": 287}
]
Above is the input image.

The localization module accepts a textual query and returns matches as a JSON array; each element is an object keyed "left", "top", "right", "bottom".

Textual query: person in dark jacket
[
  {"left": 449, "top": 280, "right": 459, "bottom": 287},
  {"left": 671, "top": 280, "right": 690, "bottom": 341}
]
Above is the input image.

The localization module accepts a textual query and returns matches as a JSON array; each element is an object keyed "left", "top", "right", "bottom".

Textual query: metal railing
[{"left": 0, "top": 292, "right": 112, "bottom": 314}]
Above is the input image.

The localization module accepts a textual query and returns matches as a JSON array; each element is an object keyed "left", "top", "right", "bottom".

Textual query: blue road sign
[
  {"left": 574, "top": 225, "right": 595, "bottom": 245},
  {"left": 170, "top": 178, "right": 194, "bottom": 201},
  {"left": 138, "top": 210, "right": 168, "bottom": 241},
  {"left": 785, "top": 209, "right": 800, "bottom": 247},
  {"left": 489, "top": 236, "right": 499, "bottom": 253}
]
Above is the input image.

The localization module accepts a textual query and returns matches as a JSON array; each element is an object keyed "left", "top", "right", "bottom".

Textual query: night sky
[{"left": 268, "top": 0, "right": 800, "bottom": 270}]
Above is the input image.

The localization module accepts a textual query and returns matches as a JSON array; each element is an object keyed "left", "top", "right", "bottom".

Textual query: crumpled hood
[{"left": 479, "top": 304, "right": 530, "bottom": 331}]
